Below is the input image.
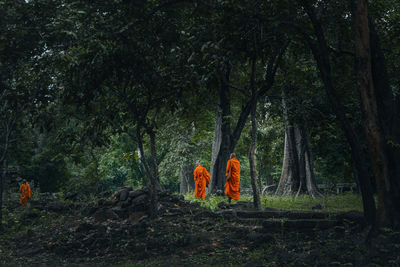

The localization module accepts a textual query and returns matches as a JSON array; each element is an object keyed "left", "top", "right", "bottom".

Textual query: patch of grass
[{"left": 184, "top": 192, "right": 363, "bottom": 212}]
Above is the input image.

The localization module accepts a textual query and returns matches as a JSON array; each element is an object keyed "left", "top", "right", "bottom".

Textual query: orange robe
[
  {"left": 224, "top": 158, "right": 240, "bottom": 200},
  {"left": 19, "top": 183, "right": 31, "bottom": 206},
  {"left": 194, "top": 165, "right": 210, "bottom": 199}
]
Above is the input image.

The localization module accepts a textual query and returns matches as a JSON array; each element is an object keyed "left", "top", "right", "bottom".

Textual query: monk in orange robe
[
  {"left": 193, "top": 162, "right": 210, "bottom": 199},
  {"left": 224, "top": 153, "right": 240, "bottom": 203},
  {"left": 19, "top": 179, "right": 31, "bottom": 206}
]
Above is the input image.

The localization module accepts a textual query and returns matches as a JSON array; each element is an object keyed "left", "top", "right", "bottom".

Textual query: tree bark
[
  {"left": 353, "top": 0, "right": 400, "bottom": 227},
  {"left": 210, "top": 48, "right": 286, "bottom": 194},
  {"left": 369, "top": 18, "right": 400, "bottom": 228},
  {"left": 275, "top": 89, "right": 321, "bottom": 197},
  {"left": 275, "top": 90, "right": 300, "bottom": 196},
  {"left": 180, "top": 163, "right": 195, "bottom": 195},
  {"left": 210, "top": 70, "right": 231, "bottom": 195},
  {"left": 0, "top": 159, "right": 6, "bottom": 231},
  {"left": 249, "top": 57, "right": 261, "bottom": 209},
  {"left": 136, "top": 122, "right": 160, "bottom": 218},
  {"left": 297, "top": 0, "right": 376, "bottom": 225},
  {"left": 209, "top": 105, "right": 222, "bottom": 193}
]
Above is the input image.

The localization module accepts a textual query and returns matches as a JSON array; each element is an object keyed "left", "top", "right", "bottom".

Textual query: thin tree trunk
[
  {"left": 136, "top": 123, "right": 159, "bottom": 218},
  {"left": 148, "top": 128, "right": 162, "bottom": 188},
  {"left": 249, "top": 58, "right": 261, "bottom": 209},
  {"left": 0, "top": 159, "right": 6, "bottom": 231},
  {"left": 180, "top": 164, "right": 194, "bottom": 195},
  {"left": 209, "top": 105, "right": 222, "bottom": 193},
  {"left": 275, "top": 131, "right": 291, "bottom": 196},
  {"left": 303, "top": 123, "right": 323, "bottom": 198}
]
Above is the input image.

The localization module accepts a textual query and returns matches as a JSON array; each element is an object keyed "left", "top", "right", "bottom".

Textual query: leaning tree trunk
[
  {"left": 297, "top": 0, "right": 377, "bottom": 226},
  {"left": 353, "top": 0, "right": 400, "bottom": 227},
  {"left": 180, "top": 164, "right": 195, "bottom": 195},
  {"left": 369, "top": 17, "right": 400, "bottom": 228}
]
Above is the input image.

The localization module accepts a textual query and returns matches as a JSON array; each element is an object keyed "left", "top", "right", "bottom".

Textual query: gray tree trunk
[
  {"left": 180, "top": 164, "right": 195, "bottom": 195},
  {"left": 209, "top": 106, "right": 222, "bottom": 193},
  {"left": 275, "top": 89, "right": 322, "bottom": 198}
]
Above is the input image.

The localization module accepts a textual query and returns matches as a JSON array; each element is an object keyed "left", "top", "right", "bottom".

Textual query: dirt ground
[{"left": 1, "top": 190, "right": 399, "bottom": 267}]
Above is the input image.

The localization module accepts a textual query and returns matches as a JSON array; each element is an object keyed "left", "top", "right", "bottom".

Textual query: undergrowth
[{"left": 185, "top": 191, "right": 363, "bottom": 212}]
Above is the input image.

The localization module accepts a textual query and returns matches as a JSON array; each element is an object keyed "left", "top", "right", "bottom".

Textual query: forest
[{"left": 1, "top": 0, "right": 400, "bottom": 266}]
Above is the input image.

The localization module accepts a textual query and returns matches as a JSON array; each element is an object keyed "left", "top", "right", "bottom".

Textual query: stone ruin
[{"left": 88, "top": 186, "right": 185, "bottom": 224}]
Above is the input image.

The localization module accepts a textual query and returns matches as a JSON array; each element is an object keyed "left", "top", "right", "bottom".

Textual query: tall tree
[
  {"left": 295, "top": 0, "right": 377, "bottom": 225},
  {"left": 352, "top": 0, "right": 400, "bottom": 227},
  {"left": 275, "top": 88, "right": 322, "bottom": 198}
]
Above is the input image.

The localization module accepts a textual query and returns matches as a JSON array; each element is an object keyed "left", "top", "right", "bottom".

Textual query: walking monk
[
  {"left": 193, "top": 162, "right": 210, "bottom": 199},
  {"left": 225, "top": 153, "right": 240, "bottom": 203},
  {"left": 19, "top": 179, "right": 31, "bottom": 206}
]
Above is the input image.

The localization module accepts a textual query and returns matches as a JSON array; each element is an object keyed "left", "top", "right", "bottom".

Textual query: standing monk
[
  {"left": 193, "top": 162, "right": 210, "bottom": 199},
  {"left": 225, "top": 153, "right": 240, "bottom": 203},
  {"left": 19, "top": 179, "right": 31, "bottom": 206}
]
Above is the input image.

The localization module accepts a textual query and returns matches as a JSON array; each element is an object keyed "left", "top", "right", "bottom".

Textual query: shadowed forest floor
[{"left": 0, "top": 190, "right": 399, "bottom": 267}]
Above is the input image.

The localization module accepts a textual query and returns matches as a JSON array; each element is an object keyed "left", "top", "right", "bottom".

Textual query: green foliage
[
  {"left": 185, "top": 192, "right": 363, "bottom": 213},
  {"left": 22, "top": 148, "right": 70, "bottom": 193}
]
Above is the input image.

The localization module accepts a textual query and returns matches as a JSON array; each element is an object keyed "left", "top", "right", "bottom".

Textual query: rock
[
  {"left": 247, "top": 231, "right": 274, "bottom": 243},
  {"left": 76, "top": 222, "right": 97, "bottom": 232},
  {"left": 24, "top": 247, "right": 43, "bottom": 256},
  {"left": 47, "top": 202, "right": 73, "bottom": 212},
  {"left": 82, "top": 233, "right": 96, "bottom": 246},
  {"left": 129, "top": 194, "right": 150, "bottom": 212},
  {"left": 29, "top": 200, "right": 46, "bottom": 210},
  {"left": 215, "top": 209, "right": 237, "bottom": 218},
  {"left": 336, "top": 210, "right": 365, "bottom": 225},
  {"left": 311, "top": 203, "right": 325, "bottom": 210},
  {"left": 93, "top": 208, "right": 119, "bottom": 222},
  {"left": 129, "top": 189, "right": 148, "bottom": 199},
  {"left": 82, "top": 206, "right": 98, "bottom": 217},
  {"left": 262, "top": 219, "right": 337, "bottom": 231},
  {"left": 119, "top": 189, "right": 129, "bottom": 202},
  {"left": 64, "top": 191, "right": 79, "bottom": 201},
  {"left": 98, "top": 190, "right": 113, "bottom": 198},
  {"left": 128, "top": 211, "right": 146, "bottom": 224},
  {"left": 119, "top": 199, "right": 132, "bottom": 208},
  {"left": 230, "top": 201, "right": 253, "bottom": 210},
  {"left": 111, "top": 207, "right": 128, "bottom": 219},
  {"left": 195, "top": 210, "right": 219, "bottom": 219},
  {"left": 20, "top": 209, "right": 40, "bottom": 220},
  {"left": 218, "top": 201, "right": 230, "bottom": 209}
]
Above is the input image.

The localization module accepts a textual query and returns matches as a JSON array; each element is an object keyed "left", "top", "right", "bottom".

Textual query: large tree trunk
[
  {"left": 353, "top": 0, "right": 400, "bottom": 227},
  {"left": 275, "top": 90, "right": 321, "bottom": 197},
  {"left": 210, "top": 72, "right": 232, "bottom": 195},
  {"left": 275, "top": 90, "right": 300, "bottom": 196},
  {"left": 180, "top": 164, "right": 195, "bottom": 195},
  {"left": 369, "top": 18, "right": 400, "bottom": 228},
  {"left": 297, "top": 0, "right": 377, "bottom": 225},
  {"left": 210, "top": 49, "right": 285, "bottom": 194}
]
